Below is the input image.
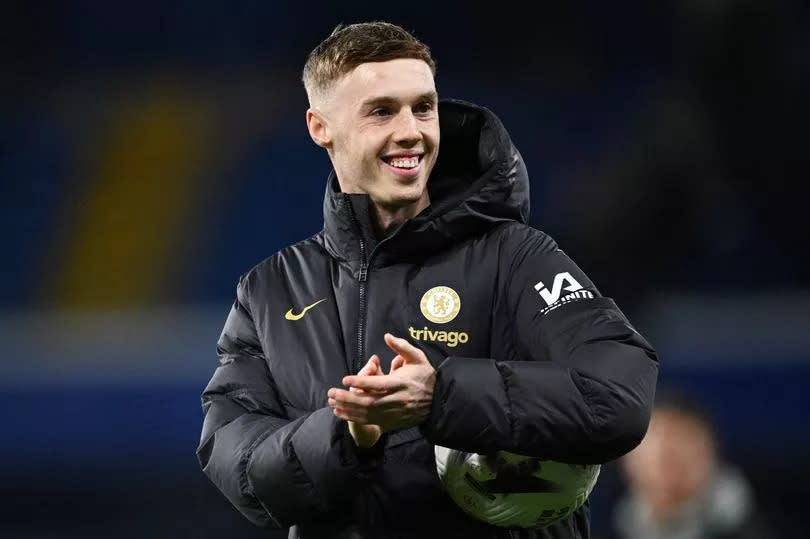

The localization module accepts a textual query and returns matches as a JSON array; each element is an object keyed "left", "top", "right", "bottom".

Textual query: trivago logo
[{"left": 409, "top": 326, "right": 469, "bottom": 347}]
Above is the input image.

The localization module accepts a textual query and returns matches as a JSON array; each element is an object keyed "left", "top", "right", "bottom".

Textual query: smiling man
[
  {"left": 305, "top": 44, "right": 439, "bottom": 236},
  {"left": 197, "top": 21, "right": 659, "bottom": 539},
  {"left": 308, "top": 57, "right": 437, "bottom": 214}
]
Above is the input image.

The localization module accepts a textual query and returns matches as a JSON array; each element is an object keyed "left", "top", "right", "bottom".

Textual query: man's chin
[{"left": 374, "top": 189, "right": 427, "bottom": 211}]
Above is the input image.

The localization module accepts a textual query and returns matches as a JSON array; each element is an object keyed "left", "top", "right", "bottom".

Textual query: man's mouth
[
  {"left": 384, "top": 156, "right": 420, "bottom": 169},
  {"left": 381, "top": 154, "right": 423, "bottom": 177}
]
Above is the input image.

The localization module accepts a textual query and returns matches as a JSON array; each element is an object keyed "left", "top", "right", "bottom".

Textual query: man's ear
[{"left": 306, "top": 108, "right": 331, "bottom": 148}]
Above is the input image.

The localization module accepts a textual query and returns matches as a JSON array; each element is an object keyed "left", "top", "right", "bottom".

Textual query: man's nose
[{"left": 392, "top": 110, "right": 421, "bottom": 145}]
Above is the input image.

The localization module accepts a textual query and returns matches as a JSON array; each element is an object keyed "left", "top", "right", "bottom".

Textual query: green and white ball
[{"left": 435, "top": 446, "right": 600, "bottom": 528}]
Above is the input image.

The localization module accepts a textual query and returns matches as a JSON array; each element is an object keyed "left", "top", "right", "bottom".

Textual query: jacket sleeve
[
  {"left": 196, "top": 274, "right": 385, "bottom": 528},
  {"left": 419, "top": 226, "right": 659, "bottom": 464}
]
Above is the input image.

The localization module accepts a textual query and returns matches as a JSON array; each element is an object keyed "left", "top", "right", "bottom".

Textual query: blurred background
[{"left": 2, "top": 1, "right": 808, "bottom": 537}]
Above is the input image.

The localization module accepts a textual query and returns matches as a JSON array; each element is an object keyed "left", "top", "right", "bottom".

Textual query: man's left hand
[{"left": 328, "top": 333, "right": 436, "bottom": 433}]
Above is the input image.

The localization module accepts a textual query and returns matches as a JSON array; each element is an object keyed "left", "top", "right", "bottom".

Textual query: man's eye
[
  {"left": 371, "top": 108, "right": 392, "bottom": 117},
  {"left": 414, "top": 102, "right": 434, "bottom": 114}
]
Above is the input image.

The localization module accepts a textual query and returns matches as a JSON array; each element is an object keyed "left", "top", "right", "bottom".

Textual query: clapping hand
[
  {"left": 329, "top": 333, "right": 436, "bottom": 435},
  {"left": 337, "top": 354, "right": 398, "bottom": 448}
]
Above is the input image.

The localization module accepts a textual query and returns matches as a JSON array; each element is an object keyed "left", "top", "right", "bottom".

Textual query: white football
[{"left": 435, "top": 446, "right": 600, "bottom": 528}]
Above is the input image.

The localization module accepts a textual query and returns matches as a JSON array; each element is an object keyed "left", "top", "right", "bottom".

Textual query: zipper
[
  {"left": 344, "top": 195, "right": 404, "bottom": 375},
  {"left": 345, "top": 196, "right": 371, "bottom": 375},
  {"left": 356, "top": 237, "right": 368, "bottom": 374}
]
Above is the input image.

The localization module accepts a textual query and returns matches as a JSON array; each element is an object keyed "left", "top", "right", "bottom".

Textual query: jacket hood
[{"left": 321, "top": 99, "right": 530, "bottom": 264}]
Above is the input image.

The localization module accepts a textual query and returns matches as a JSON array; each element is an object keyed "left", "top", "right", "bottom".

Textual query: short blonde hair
[{"left": 302, "top": 21, "right": 437, "bottom": 105}]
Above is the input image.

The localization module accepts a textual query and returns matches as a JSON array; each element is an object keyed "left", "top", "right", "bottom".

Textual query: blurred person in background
[
  {"left": 613, "top": 389, "right": 775, "bottom": 539},
  {"left": 197, "top": 20, "right": 658, "bottom": 539}
]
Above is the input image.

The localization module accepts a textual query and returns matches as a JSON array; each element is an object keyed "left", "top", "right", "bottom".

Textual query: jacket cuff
[
  {"left": 419, "top": 356, "right": 448, "bottom": 437},
  {"left": 418, "top": 356, "right": 512, "bottom": 451}
]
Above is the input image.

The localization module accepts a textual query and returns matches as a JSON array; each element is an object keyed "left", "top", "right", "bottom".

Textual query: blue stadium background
[{"left": 2, "top": 1, "right": 809, "bottom": 537}]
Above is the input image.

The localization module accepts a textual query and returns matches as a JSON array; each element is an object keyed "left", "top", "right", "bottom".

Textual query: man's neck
[{"left": 370, "top": 195, "right": 430, "bottom": 238}]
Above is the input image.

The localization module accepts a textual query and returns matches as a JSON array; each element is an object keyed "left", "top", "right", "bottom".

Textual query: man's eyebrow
[{"left": 360, "top": 92, "right": 439, "bottom": 109}]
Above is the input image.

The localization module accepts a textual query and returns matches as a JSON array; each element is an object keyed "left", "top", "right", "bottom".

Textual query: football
[{"left": 435, "top": 446, "right": 600, "bottom": 528}]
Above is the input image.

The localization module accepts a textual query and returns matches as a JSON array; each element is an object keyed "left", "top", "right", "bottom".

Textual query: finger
[
  {"left": 389, "top": 355, "right": 405, "bottom": 374},
  {"left": 331, "top": 394, "right": 385, "bottom": 412},
  {"left": 351, "top": 356, "right": 382, "bottom": 394},
  {"left": 329, "top": 388, "right": 377, "bottom": 407},
  {"left": 384, "top": 333, "right": 426, "bottom": 363},
  {"left": 342, "top": 374, "right": 404, "bottom": 392},
  {"left": 368, "top": 354, "right": 382, "bottom": 375},
  {"left": 335, "top": 407, "right": 369, "bottom": 423},
  {"left": 357, "top": 355, "right": 380, "bottom": 376},
  {"left": 334, "top": 407, "right": 369, "bottom": 425},
  {"left": 331, "top": 398, "right": 375, "bottom": 422}
]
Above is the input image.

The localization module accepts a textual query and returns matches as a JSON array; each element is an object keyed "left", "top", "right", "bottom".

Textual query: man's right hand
[{"left": 338, "top": 354, "right": 405, "bottom": 448}]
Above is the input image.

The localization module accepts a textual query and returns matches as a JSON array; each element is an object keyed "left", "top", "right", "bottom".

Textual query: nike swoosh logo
[{"left": 285, "top": 298, "right": 326, "bottom": 321}]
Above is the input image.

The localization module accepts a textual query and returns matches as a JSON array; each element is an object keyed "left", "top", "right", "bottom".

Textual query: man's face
[
  {"left": 621, "top": 409, "right": 716, "bottom": 518},
  {"left": 316, "top": 58, "right": 440, "bottom": 210}
]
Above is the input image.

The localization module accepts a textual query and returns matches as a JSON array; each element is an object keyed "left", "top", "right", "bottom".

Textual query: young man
[{"left": 197, "top": 21, "right": 659, "bottom": 539}]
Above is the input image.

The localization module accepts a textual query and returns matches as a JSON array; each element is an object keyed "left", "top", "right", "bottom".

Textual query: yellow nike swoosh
[{"left": 285, "top": 298, "right": 326, "bottom": 321}]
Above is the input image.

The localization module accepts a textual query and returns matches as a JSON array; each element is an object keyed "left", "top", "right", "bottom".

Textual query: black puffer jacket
[{"left": 197, "top": 99, "right": 659, "bottom": 539}]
